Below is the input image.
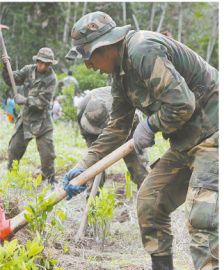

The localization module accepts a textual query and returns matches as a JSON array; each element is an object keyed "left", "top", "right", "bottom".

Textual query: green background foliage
[
  {"left": 72, "top": 63, "right": 108, "bottom": 91},
  {"left": 0, "top": 2, "right": 218, "bottom": 102},
  {"left": 0, "top": 2, "right": 218, "bottom": 71}
]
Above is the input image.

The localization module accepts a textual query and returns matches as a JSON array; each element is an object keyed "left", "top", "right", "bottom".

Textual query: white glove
[{"left": 14, "top": 94, "right": 27, "bottom": 105}]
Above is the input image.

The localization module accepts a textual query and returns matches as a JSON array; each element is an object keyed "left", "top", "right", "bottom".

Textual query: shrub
[
  {"left": 61, "top": 84, "right": 77, "bottom": 123},
  {"left": 0, "top": 235, "right": 61, "bottom": 270},
  {"left": 72, "top": 63, "right": 108, "bottom": 91}
]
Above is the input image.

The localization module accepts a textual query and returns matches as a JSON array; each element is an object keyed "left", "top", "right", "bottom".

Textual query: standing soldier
[
  {"left": 62, "top": 70, "right": 79, "bottom": 90},
  {"left": 2, "top": 47, "right": 58, "bottom": 185},
  {"left": 64, "top": 11, "right": 218, "bottom": 270},
  {"left": 77, "top": 86, "right": 148, "bottom": 190}
]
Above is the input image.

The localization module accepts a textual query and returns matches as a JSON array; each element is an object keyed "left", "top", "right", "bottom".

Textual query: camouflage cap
[
  {"left": 33, "top": 47, "right": 58, "bottom": 65},
  {"left": 66, "top": 11, "right": 131, "bottom": 60},
  {"left": 80, "top": 99, "right": 109, "bottom": 135}
]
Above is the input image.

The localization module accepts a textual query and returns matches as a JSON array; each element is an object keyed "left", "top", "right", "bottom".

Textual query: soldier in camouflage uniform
[
  {"left": 77, "top": 86, "right": 148, "bottom": 189},
  {"left": 63, "top": 12, "right": 218, "bottom": 270},
  {"left": 2, "top": 48, "right": 58, "bottom": 184}
]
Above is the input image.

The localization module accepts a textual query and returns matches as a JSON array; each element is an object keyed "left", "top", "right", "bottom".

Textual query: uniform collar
[{"left": 117, "top": 38, "right": 126, "bottom": 76}]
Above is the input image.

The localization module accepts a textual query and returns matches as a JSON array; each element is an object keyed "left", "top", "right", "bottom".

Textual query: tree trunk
[
  {"left": 156, "top": 3, "right": 168, "bottom": 32},
  {"left": 122, "top": 2, "right": 127, "bottom": 25},
  {"left": 178, "top": 3, "right": 183, "bottom": 42},
  {"left": 68, "top": 2, "right": 80, "bottom": 50},
  {"left": 63, "top": 2, "right": 71, "bottom": 43},
  {"left": 0, "top": 3, "right": 6, "bottom": 23},
  {"left": 206, "top": 8, "right": 218, "bottom": 63},
  {"left": 132, "top": 13, "right": 140, "bottom": 31},
  {"left": 82, "top": 2, "right": 87, "bottom": 17},
  {"left": 73, "top": 2, "right": 79, "bottom": 24},
  {"left": 149, "top": 3, "right": 155, "bottom": 30}
]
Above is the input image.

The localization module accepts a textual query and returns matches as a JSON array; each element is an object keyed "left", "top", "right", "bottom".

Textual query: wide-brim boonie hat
[
  {"left": 33, "top": 47, "right": 58, "bottom": 65},
  {"left": 80, "top": 99, "right": 109, "bottom": 135},
  {"left": 33, "top": 55, "right": 58, "bottom": 65},
  {"left": 80, "top": 114, "right": 103, "bottom": 135},
  {"left": 66, "top": 25, "right": 131, "bottom": 61},
  {"left": 66, "top": 11, "right": 131, "bottom": 60}
]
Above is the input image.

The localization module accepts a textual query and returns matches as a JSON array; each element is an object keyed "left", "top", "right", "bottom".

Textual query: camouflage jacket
[
  {"left": 3, "top": 64, "right": 57, "bottom": 138},
  {"left": 79, "top": 31, "right": 218, "bottom": 168}
]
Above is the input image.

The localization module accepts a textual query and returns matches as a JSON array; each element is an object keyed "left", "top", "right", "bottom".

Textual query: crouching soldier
[
  {"left": 76, "top": 85, "right": 149, "bottom": 189},
  {"left": 64, "top": 11, "right": 218, "bottom": 270},
  {"left": 2, "top": 47, "right": 58, "bottom": 185}
]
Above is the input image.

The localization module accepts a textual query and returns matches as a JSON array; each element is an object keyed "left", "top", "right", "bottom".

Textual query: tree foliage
[
  {"left": 74, "top": 63, "right": 108, "bottom": 91},
  {"left": 0, "top": 2, "right": 218, "bottom": 72}
]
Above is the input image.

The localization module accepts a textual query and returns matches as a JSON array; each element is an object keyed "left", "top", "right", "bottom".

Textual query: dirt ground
[{"left": 37, "top": 173, "right": 194, "bottom": 270}]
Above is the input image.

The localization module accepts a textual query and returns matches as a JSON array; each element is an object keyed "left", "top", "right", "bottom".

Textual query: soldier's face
[
  {"left": 84, "top": 45, "right": 119, "bottom": 74},
  {"left": 36, "top": 61, "right": 51, "bottom": 73}
]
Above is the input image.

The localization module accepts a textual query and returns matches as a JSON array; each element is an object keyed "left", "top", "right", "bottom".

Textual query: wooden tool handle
[
  {"left": 0, "top": 30, "right": 17, "bottom": 96},
  {"left": 10, "top": 139, "right": 134, "bottom": 233}
]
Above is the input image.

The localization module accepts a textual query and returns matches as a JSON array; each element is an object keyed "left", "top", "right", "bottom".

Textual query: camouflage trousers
[
  {"left": 84, "top": 133, "right": 148, "bottom": 189},
  {"left": 137, "top": 131, "right": 218, "bottom": 270},
  {"left": 8, "top": 124, "right": 56, "bottom": 181}
]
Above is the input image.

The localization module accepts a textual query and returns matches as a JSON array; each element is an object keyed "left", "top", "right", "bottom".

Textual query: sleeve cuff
[{"left": 147, "top": 117, "right": 158, "bottom": 133}]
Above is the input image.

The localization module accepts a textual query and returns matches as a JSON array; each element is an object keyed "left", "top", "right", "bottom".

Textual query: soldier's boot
[
  {"left": 48, "top": 175, "right": 57, "bottom": 185},
  {"left": 151, "top": 255, "right": 173, "bottom": 270},
  {"left": 47, "top": 175, "right": 58, "bottom": 190}
]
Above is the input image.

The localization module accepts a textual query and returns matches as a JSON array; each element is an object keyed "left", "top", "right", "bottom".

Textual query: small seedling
[
  {"left": 125, "top": 171, "right": 133, "bottom": 200},
  {"left": 87, "top": 187, "right": 116, "bottom": 250}
]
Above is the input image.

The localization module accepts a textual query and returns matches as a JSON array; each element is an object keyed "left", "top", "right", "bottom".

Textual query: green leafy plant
[
  {"left": 61, "top": 84, "right": 77, "bottom": 123},
  {"left": 0, "top": 161, "right": 66, "bottom": 268},
  {"left": 0, "top": 234, "right": 61, "bottom": 270},
  {"left": 88, "top": 187, "right": 116, "bottom": 250},
  {"left": 0, "top": 160, "right": 34, "bottom": 218},
  {"left": 55, "top": 153, "right": 80, "bottom": 175},
  {"left": 73, "top": 63, "right": 108, "bottom": 91},
  {"left": 23, "top": 176, "right": 67, "bottom": 243},
  {"left": 24, "top": 182, "right": 54, "bottom": 235},
  {"left": 125, "top": 171, "right": 133, "bottom": 201},
  {"left": 0, "top": 160, "right": 33, "bottom": 192}
]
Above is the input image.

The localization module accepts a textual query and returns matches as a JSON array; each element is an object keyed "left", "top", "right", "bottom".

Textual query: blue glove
[
  {"left": 133, "top": 118, "right": 155, "bottom": 154},
  {"left": 62, "top": 167, "right": 86, "bottom": 200}
]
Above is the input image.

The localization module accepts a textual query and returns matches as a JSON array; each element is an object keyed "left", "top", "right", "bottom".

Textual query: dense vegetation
[{"left": 0, "top": 2, "right": 219, "bottom": 94}]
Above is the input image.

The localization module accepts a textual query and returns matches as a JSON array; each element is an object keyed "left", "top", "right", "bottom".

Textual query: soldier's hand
[
  {"left": 14, "top": 94, "right": 27, "bottom": 105},
  {"left": 62, "top": 167, "right": 86, "bottom": 200},
  {"left": 2, "top": 54, "right": 10, "bottom": 64},
  {"left": 133, "top": 118, "right": 155, "bottom": 154}
]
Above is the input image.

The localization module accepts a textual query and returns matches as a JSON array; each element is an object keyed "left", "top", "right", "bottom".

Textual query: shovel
[{"left": 0, "top": 139, "right": 134, "bottom": 241}]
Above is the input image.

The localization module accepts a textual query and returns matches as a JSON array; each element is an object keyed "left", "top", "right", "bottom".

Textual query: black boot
[
  {"left": 48, "top": 175, "right": 57, "bottom": 189},
  {"left": 151, "top": 255, "right": 173, "bottom": 270}
]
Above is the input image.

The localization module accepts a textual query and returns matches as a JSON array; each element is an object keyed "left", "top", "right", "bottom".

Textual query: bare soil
[{"left": 45, "top": 173, "right": 194, "bottom": 269}]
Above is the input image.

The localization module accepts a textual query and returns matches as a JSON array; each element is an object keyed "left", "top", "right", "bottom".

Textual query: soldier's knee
[
  {"left": 186, "top": 187, "right": 218, "bottom": 230},
  {"left": 8, "top": 142, "right": 24, "bottom": 161},
  {"left": 38, "top": 140, "right": 56, "bottom": 161},
  {"left": 137, "top": 187, "right": 159, "bottom": 223}
]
